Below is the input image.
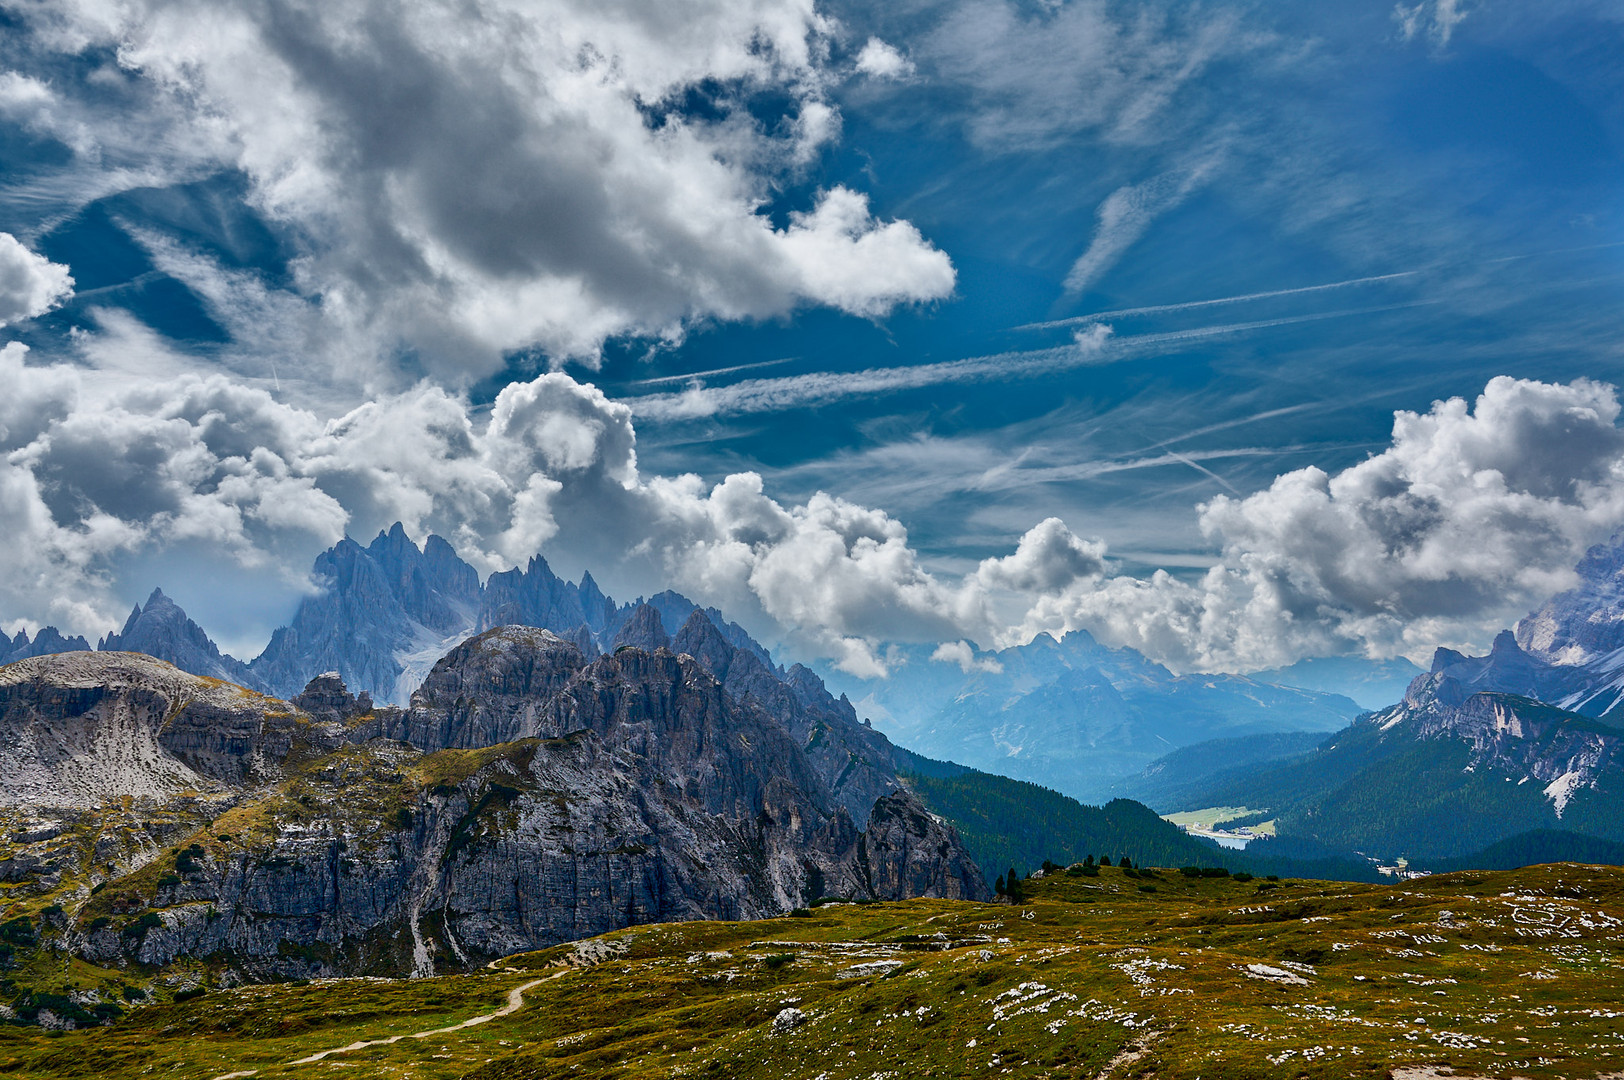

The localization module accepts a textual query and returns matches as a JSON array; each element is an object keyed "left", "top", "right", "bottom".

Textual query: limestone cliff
[{"left": 0, "top": 639, "right": 986, "bottom": 985}]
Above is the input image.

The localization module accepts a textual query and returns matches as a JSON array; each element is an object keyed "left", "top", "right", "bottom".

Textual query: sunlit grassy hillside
[{"left": 0, "top": 862, "right": 1620, "bottom": 1079}]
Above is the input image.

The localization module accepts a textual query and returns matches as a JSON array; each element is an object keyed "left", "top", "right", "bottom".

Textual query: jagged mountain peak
[
  {"left": 613, "top": 603, "right": 671, "bottom": 653},
  {"left": 1517, "top": 531, "right": 1624, "bottom": 666},
  {"left": 97, "top": 587, "right": 262, "bottom": 691},
  {"left": 0, "top": 625, "right": 92, "bottom": 665}
]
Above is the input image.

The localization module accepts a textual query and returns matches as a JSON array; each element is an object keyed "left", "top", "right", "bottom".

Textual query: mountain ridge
[
  {"left": 2, "top": 634, "right": 986, "bottom": 983},
  {"left": 825, "top": 630, "right": 1362, "bottom": 801}
]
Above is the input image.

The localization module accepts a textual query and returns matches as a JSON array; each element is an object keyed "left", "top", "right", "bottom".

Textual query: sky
[{"left": 0, "top": 0, "right": 1622, "bottom": 679}]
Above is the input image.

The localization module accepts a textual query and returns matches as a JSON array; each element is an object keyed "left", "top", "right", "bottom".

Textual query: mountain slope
[
  {"left": 0, "top": 637, "right": 986, "bottom": 984},
  {"left": 1171, "top": 667, "right": 1624, "bottom": 860},
  {"left": 0, "top": 651, "right": 294, "bottom": 807}
]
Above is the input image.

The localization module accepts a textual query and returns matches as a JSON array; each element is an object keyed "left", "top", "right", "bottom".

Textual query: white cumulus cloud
[
  {"left": 0, "top": 233, "right": 73, "bottom": 327},
  {"left": 1017, "top": 376, "right": 1624, "bottom": 669},
  {"left": 11, "top": 0, "right": 953, "bottom": 378},
  {"left": 4, "top": 352, "right": 1622, "bottom": 680},
  {"left": 854, "top": 38, "right": 914, "bottom": 80},
  {"left": 931, "top": 640, "right": 1004, "bottom": 675}
]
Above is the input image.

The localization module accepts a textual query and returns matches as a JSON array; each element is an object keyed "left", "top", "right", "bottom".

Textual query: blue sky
[{"left": 1, "top": 0, "right": 1622, "bottom": 676}]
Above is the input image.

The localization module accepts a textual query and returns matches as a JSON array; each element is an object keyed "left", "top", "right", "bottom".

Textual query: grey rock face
[
  {"left": 858, "top": 792, "right": 985, "bottom": 901},
  {"left": 14, "top": 643, "right": 986, "bottom": 982},
  {"left": 97, "top": 589, "right": 263, "bottom": 691},
  {"left": 378, "top": 627, "right": 588, "bottom": 748},
  {"left": 668, "top": 610, "right": 903, "bottom": 828},
  {"left": 0, "top": 652, "right": 310, "bottom": 807},
  {"left": 250, "top": 525, "right": 481, "bottom": 704},
  {"left": 611, "top": 604, "right": 670, "bottom": 653},
  {"left": 292, "top": 671, "right": 374, "bottom": 723}
]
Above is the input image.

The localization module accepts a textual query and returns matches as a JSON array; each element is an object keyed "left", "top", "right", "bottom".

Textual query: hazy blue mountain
[
  {"left": 825, "top": 630, "right": 1362, "bottom": 803},
  {"left": 98, "top": 588, "right": 264, "bottom": 690},
  {"left": 1108, "top": 730, "right": 1332, "bottom": 811},
  {"left": 0, "top": 626, "right": 91, "bottom": 665},
  {"left": 1247, "top": 656, "right": 1425, "bottom": 711}
]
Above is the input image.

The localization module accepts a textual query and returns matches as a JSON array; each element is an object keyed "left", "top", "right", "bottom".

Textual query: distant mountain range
[
  {"left": 1245, "top": 656, "right": 1425, "bottom": 711},
  {"left": 1132, "top": 533, "right": 1624, "bottom": 865},
  {"left": 15, "top": 526, "right": 1624, "bottom": 875},
  {"left": 2, "top": 524, "right": 813, "bottom": 710},
  {"left": 6, "top": 526, "right": 1377, "bottom": 806},
  {"left": 823, "top": 632, "right": 1363, "bottom": 802}
]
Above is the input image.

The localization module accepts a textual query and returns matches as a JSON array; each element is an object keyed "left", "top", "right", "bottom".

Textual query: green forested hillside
[
  {"left": 1422, "top": 829, "right": 1624, "bottom": 872},
  {"left": 897, "top": 749, "right": 1383, "bottom": 882},
  {"left": 1108, "top": 730, "right": 1331, "bottom": 810},
  {"left": 1170, "top": 712, "right": 1624, "bottom": 861},
  {"left": 899, "top": 765, "right": 1229, "bottom": 875}
]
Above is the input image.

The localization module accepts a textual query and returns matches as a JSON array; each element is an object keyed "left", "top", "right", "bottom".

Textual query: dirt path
[{"left": 206, "top": 972, "right": 558, "bottom": 1080}]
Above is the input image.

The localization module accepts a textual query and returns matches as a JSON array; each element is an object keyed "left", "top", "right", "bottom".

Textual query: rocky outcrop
[
  {"left": 611, "top": 604, "right": 670, "bottom": 653},
  {"left": 669, "top": 610, "right": 903, "bottom": 827},
  {"left": 857, "top": 792, "right": 985, "bottom": 901},
  {"left": 0, "top": 652, "right": 311, "bottom": 807},
  {"left": 291, "top": 671, "right": 374, "bottom": 723},
  {"left": 373, "top": 627, "right": 589, "bottom": 748},
  {"left": 4, "top": 641, "right": 987, "bottom": 983}
]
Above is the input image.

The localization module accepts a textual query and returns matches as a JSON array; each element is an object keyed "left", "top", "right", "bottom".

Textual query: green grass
[
  {"left": 0, "top": 862, "right": 1619, "bottom": 1079},
  {"left": 1162, "top": 806, "right": 1261, "bottom": 829}
]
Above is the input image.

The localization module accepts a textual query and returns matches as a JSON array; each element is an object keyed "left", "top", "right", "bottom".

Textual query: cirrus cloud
[{"left": 5, "top": 345, "right": 1623, "bottom": 680}]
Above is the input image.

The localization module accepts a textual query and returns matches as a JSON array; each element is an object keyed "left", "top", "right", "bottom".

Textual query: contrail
[
  {"left": 1166, "top": 450, "right": 1244, "bottom": 496},
  {"left": 1025, "top": 240, "right": 1624, "bottom": 332},
  {"left": 621, "top": 356, "right": 798, "bottom": 387},
  {"left": 966, "top": 445, "right": 1319, "bottom": 491},
  {"left": 626, "top": 303, "right": 1429, "bottom": 421},
  {"left": 1019, "top": 270, "right": 1423, "bottom": 331}
]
